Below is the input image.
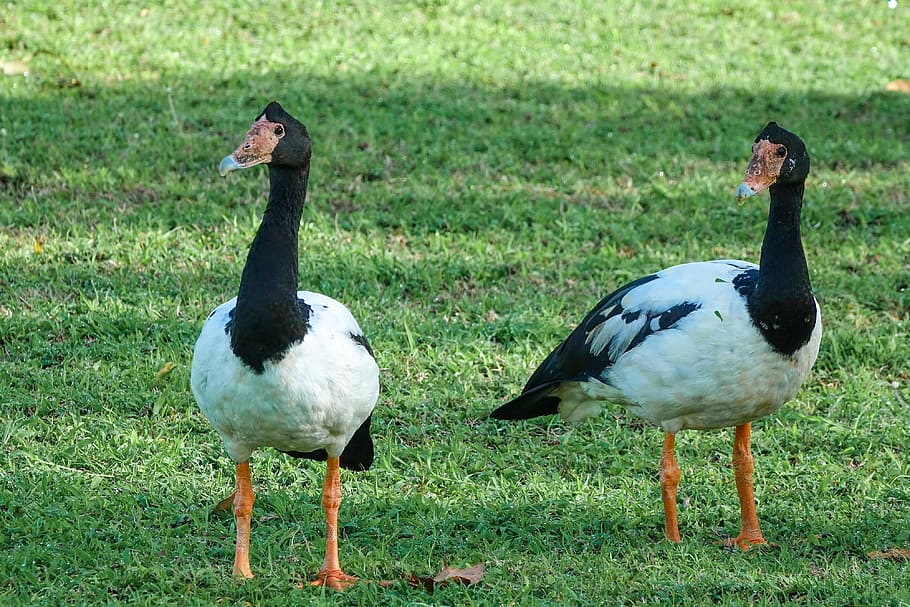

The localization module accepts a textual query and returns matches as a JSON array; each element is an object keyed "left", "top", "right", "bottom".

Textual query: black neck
[
  {"left": 230, "top": 165, "right": 311, "bottom": 372},
  {"left": 749, "top": 180, "right": 817, "bottom": 355}
]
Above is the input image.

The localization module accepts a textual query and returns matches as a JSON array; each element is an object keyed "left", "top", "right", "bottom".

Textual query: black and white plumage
[
  {"left": 191, "top": 102, "right": 379, "bottom": 588},
  {"left": 491, "top": 123, "right": 821, "bottom": 549},
  {"left": 193, "top": 291, "right": 378, "bottom": 467}
]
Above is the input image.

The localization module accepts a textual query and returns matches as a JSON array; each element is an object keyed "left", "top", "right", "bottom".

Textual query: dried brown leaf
[
  {"left": 406, "top": 572, "right": 433, "bottom": 592},
  {"left": 868, "top": 548, "right": 910, "bottom": 561},
  {"left": 0, "top": 60, "right": 30, "bottom": 76},
  {"left": 433, "top": 563, "right": 486, "bottom": 585},
  {"left": 885, "top": 79, "right": 910, "bottom": 93},
  {"left": 405, "top": 563, "right": 485, "bottom": 592}
]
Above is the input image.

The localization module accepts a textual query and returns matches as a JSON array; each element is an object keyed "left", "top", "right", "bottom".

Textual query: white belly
[
  {"left": 191, "top": 293, "right": 380, "bottom": 462},
  {"left": 561, "top": 303, "right": 822, "bottom": 432}
]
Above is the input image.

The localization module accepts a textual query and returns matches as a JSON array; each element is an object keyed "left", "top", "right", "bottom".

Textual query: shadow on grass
[{"left": 4, "top": 70, "right": 909, "bottom": 235}]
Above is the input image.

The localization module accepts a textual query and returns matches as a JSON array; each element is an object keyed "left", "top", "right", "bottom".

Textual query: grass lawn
[{"left": 2, "top": 0, "right": 909, "bottom": 604}]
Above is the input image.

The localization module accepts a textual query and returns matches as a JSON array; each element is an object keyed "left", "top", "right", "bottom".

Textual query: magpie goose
[
  {"left": 491, "top": 123, "right": 821, "bottom": 549},
  {"left": 191, "top": 102, "right": 380, "bottom": 588}
]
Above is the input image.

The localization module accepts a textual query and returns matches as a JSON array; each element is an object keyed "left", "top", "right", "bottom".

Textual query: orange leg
[
  {"left": 726, "top": 423, "right": 767, "bottom": 550},
  {"left": 231, "top": 461, "right": 255, "bottom": 578},
  {"left": 659, "top": 432, "right": 682, "bottom": 542},
  {"left": 310, "top": 456, "right": 357, "bottom": 591}
]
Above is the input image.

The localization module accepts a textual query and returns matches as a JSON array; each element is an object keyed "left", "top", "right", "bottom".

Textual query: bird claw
[
  {"left": 232, "top": 565, "right": 254, "bottom": 580},
  {"left": 310, "top": 569, "right": 357, "bottom": 591},
  {"left": 722, "top": 534, "right": 768, "bottom": 551}
]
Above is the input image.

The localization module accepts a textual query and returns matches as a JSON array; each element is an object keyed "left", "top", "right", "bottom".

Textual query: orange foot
[
  {"left": 723, "top": 533, "right": 768, "bottom": 551},
  {"left": 310, "top": 569, "right": 357, "bottom": 591},
  {"left": 233, "top": 564, "right": 254, "bottom": 580}
]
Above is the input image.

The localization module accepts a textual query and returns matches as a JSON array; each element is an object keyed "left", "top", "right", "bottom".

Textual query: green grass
[{"left": 2, "top": 0, "right": 909, "bottom": 604}]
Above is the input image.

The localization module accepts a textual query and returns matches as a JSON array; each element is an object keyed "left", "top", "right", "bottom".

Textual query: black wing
[
  {"left": 491, "top": 274, "right": 659, "bottom": 419},
  {"left": 280, "top": 414, "right": 374, "bottom": 471},
  {"left": 491, "top": 272, "right": 701, "bottom": 420}
]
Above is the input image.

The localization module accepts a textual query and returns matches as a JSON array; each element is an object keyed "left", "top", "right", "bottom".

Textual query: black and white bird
[
  {"left": 491, "top": 123, "right": 821, "bottom": 549},
  {"left": 191, "top": 102, "right": 380, "bottom": 588}
]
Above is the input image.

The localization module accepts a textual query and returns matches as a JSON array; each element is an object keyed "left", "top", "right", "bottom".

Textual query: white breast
[
  {"left": 597, "top": 302, "right": 820, "bottom": 432},
  {"left": 190, "top": 291, "right": 380, "bottom": 463}
]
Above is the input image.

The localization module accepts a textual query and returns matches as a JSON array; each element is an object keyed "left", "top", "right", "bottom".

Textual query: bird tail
[
  {"left": 489, "top": 384, "right": 560, "bottom": 420},
  {"left": 280, "top": 414, "right": 374, "bottom": 471},
  {"left": 338, "top": 414, "right": 374, "bottom": 471}
]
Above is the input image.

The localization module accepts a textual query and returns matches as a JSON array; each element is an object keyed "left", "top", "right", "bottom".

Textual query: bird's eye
[
  {"left": 274, "top": 125, "right": 285, "bottom": 137},
  {"left": 242, "top": 143, "right": 252, "bottom": 151},
  {"left": 775, "top": 146, "right": 787, "bottom": 158}
]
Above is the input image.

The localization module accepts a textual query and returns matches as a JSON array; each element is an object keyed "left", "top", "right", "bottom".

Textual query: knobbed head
[
  {"left": 736, "top": 122, "right": 809, "bottom": 201},
  {"left": 219, "top": 102, "right": 312, "bottom": 176}
]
